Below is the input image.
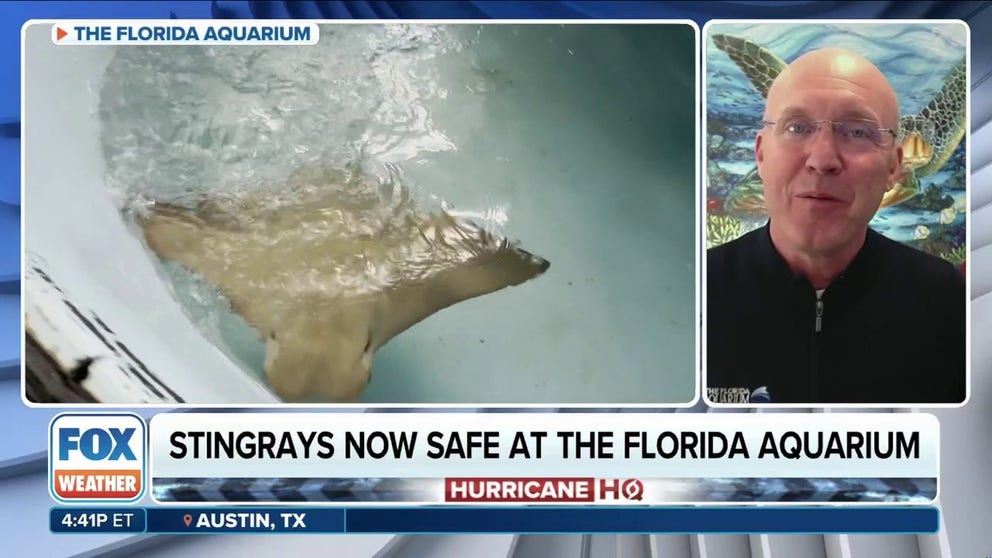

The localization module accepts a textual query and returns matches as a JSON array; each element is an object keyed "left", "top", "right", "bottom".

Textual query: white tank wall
[{"left": 23, "top": 23, "right": 277, "bottom": 404}]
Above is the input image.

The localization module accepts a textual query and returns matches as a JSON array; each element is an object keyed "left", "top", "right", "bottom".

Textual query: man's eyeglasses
[{"left": 762, "top": 118, "right": 898, "bottom": 150}]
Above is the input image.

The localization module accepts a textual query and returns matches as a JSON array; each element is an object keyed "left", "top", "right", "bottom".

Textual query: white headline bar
[
  {"left": 149, "top": 413, "right": 939, "bottom": 479},
  {"left": 47, "top": 20, "right": 320, "bottom": 46}
]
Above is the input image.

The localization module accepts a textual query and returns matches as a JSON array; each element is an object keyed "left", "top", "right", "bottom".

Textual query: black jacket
[{"left": 706, "top": 223, "right": 966, "bottom": 404}]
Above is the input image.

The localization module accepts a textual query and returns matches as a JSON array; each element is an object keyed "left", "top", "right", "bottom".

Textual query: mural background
[{"left": 705, "top": 22, "right": 968, "bottom": 271}]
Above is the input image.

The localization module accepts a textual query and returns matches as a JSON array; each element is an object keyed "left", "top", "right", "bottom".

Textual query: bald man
[{"left": 706, "top": 47, "right": 965, "bottom": 405}]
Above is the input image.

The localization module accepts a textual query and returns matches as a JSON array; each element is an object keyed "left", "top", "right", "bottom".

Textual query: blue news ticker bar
[
  {"left": 344, "top": 507, "right": 940, "bottom": 534},
  {"left": 51, "top": 506, "right": 940, "bottom": 535}
]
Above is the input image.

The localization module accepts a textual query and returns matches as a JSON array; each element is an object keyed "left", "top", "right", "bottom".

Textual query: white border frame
[
  {"left": 700, "top": 18, "right": 972, "bottom": 410},
  {"left": 20, "top": 19, "right": 703, "bottom": 409}
]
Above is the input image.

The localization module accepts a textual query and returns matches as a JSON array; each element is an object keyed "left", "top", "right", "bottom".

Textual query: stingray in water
[{"left": 138, "top": 165, "right": 550, "bottom": 402}]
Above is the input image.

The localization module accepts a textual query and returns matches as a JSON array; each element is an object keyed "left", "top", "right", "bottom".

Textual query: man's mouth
[{"left": 798, "top": 192, "right": 844, "bottom": 203}]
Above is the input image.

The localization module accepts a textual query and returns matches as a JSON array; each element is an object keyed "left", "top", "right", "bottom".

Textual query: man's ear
[
  {"left": 755, "top": 133, "right": 765, "bottom": 176},
  {"left": 888, "top": 145, "right": 904, "bottom": 189}
]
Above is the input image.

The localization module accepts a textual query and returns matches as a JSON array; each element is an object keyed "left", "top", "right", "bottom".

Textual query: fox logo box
[{"left": 49, "top": 413, "right": 147, "bottom": 503}]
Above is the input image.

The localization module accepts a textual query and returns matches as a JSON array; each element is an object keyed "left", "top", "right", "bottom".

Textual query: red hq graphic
[
  {"left": 443, "top": 477, "right": 645, "bottom": 503},
  {"left": 598, "top": 478, "right": 645, "bottom": 502}
]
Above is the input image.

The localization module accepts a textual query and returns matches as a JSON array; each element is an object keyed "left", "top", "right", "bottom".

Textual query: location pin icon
[{"left": 183, "top": 514, "right": 192, "bottom": 527}]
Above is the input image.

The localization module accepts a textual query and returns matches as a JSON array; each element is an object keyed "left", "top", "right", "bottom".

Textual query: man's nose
[{"left": 805, "top": 125, "right": 842, "bottom": 175}]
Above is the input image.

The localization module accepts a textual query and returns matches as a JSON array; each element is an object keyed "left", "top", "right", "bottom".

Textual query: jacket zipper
[{"left": 811, "top": 298, "right": 823, "bottom": 401}]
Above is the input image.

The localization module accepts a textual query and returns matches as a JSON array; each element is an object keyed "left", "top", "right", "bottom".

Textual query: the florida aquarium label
[{"left": 47, "top": 21, "right": 320, "bottom": 46}]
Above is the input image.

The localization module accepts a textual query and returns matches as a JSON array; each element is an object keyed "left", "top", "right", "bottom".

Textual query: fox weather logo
[{"left": 49, "top": 413, "right": 147, "bottom": 503}]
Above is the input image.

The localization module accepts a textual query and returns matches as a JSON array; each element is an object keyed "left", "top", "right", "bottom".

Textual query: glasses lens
[
  {"left": 777, "top": 118, "right": 815, "bottom": 136},
  {"left": 771, "top": 118, "right": 890, "bottom": 148},
  {"left": 836, "top": 121, "right": 882, "bottom": 145}
]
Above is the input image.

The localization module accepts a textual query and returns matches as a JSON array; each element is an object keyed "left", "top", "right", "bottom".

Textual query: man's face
[{"left": 756, "top": 54, "right": 903, "bottom": 258}]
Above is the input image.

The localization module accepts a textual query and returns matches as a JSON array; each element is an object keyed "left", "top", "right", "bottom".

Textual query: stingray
[{"left": 138, "top": 165, "right": 550, "bottom": 402}]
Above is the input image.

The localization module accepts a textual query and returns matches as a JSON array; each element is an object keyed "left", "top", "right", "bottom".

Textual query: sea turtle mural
[{"left": 708, "top": 32, "right": 967, "bottom": 229}]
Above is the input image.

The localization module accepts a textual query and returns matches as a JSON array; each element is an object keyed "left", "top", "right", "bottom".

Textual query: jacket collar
[{"left": 753, "top": 221, "right": 880, "bottom": 294}]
